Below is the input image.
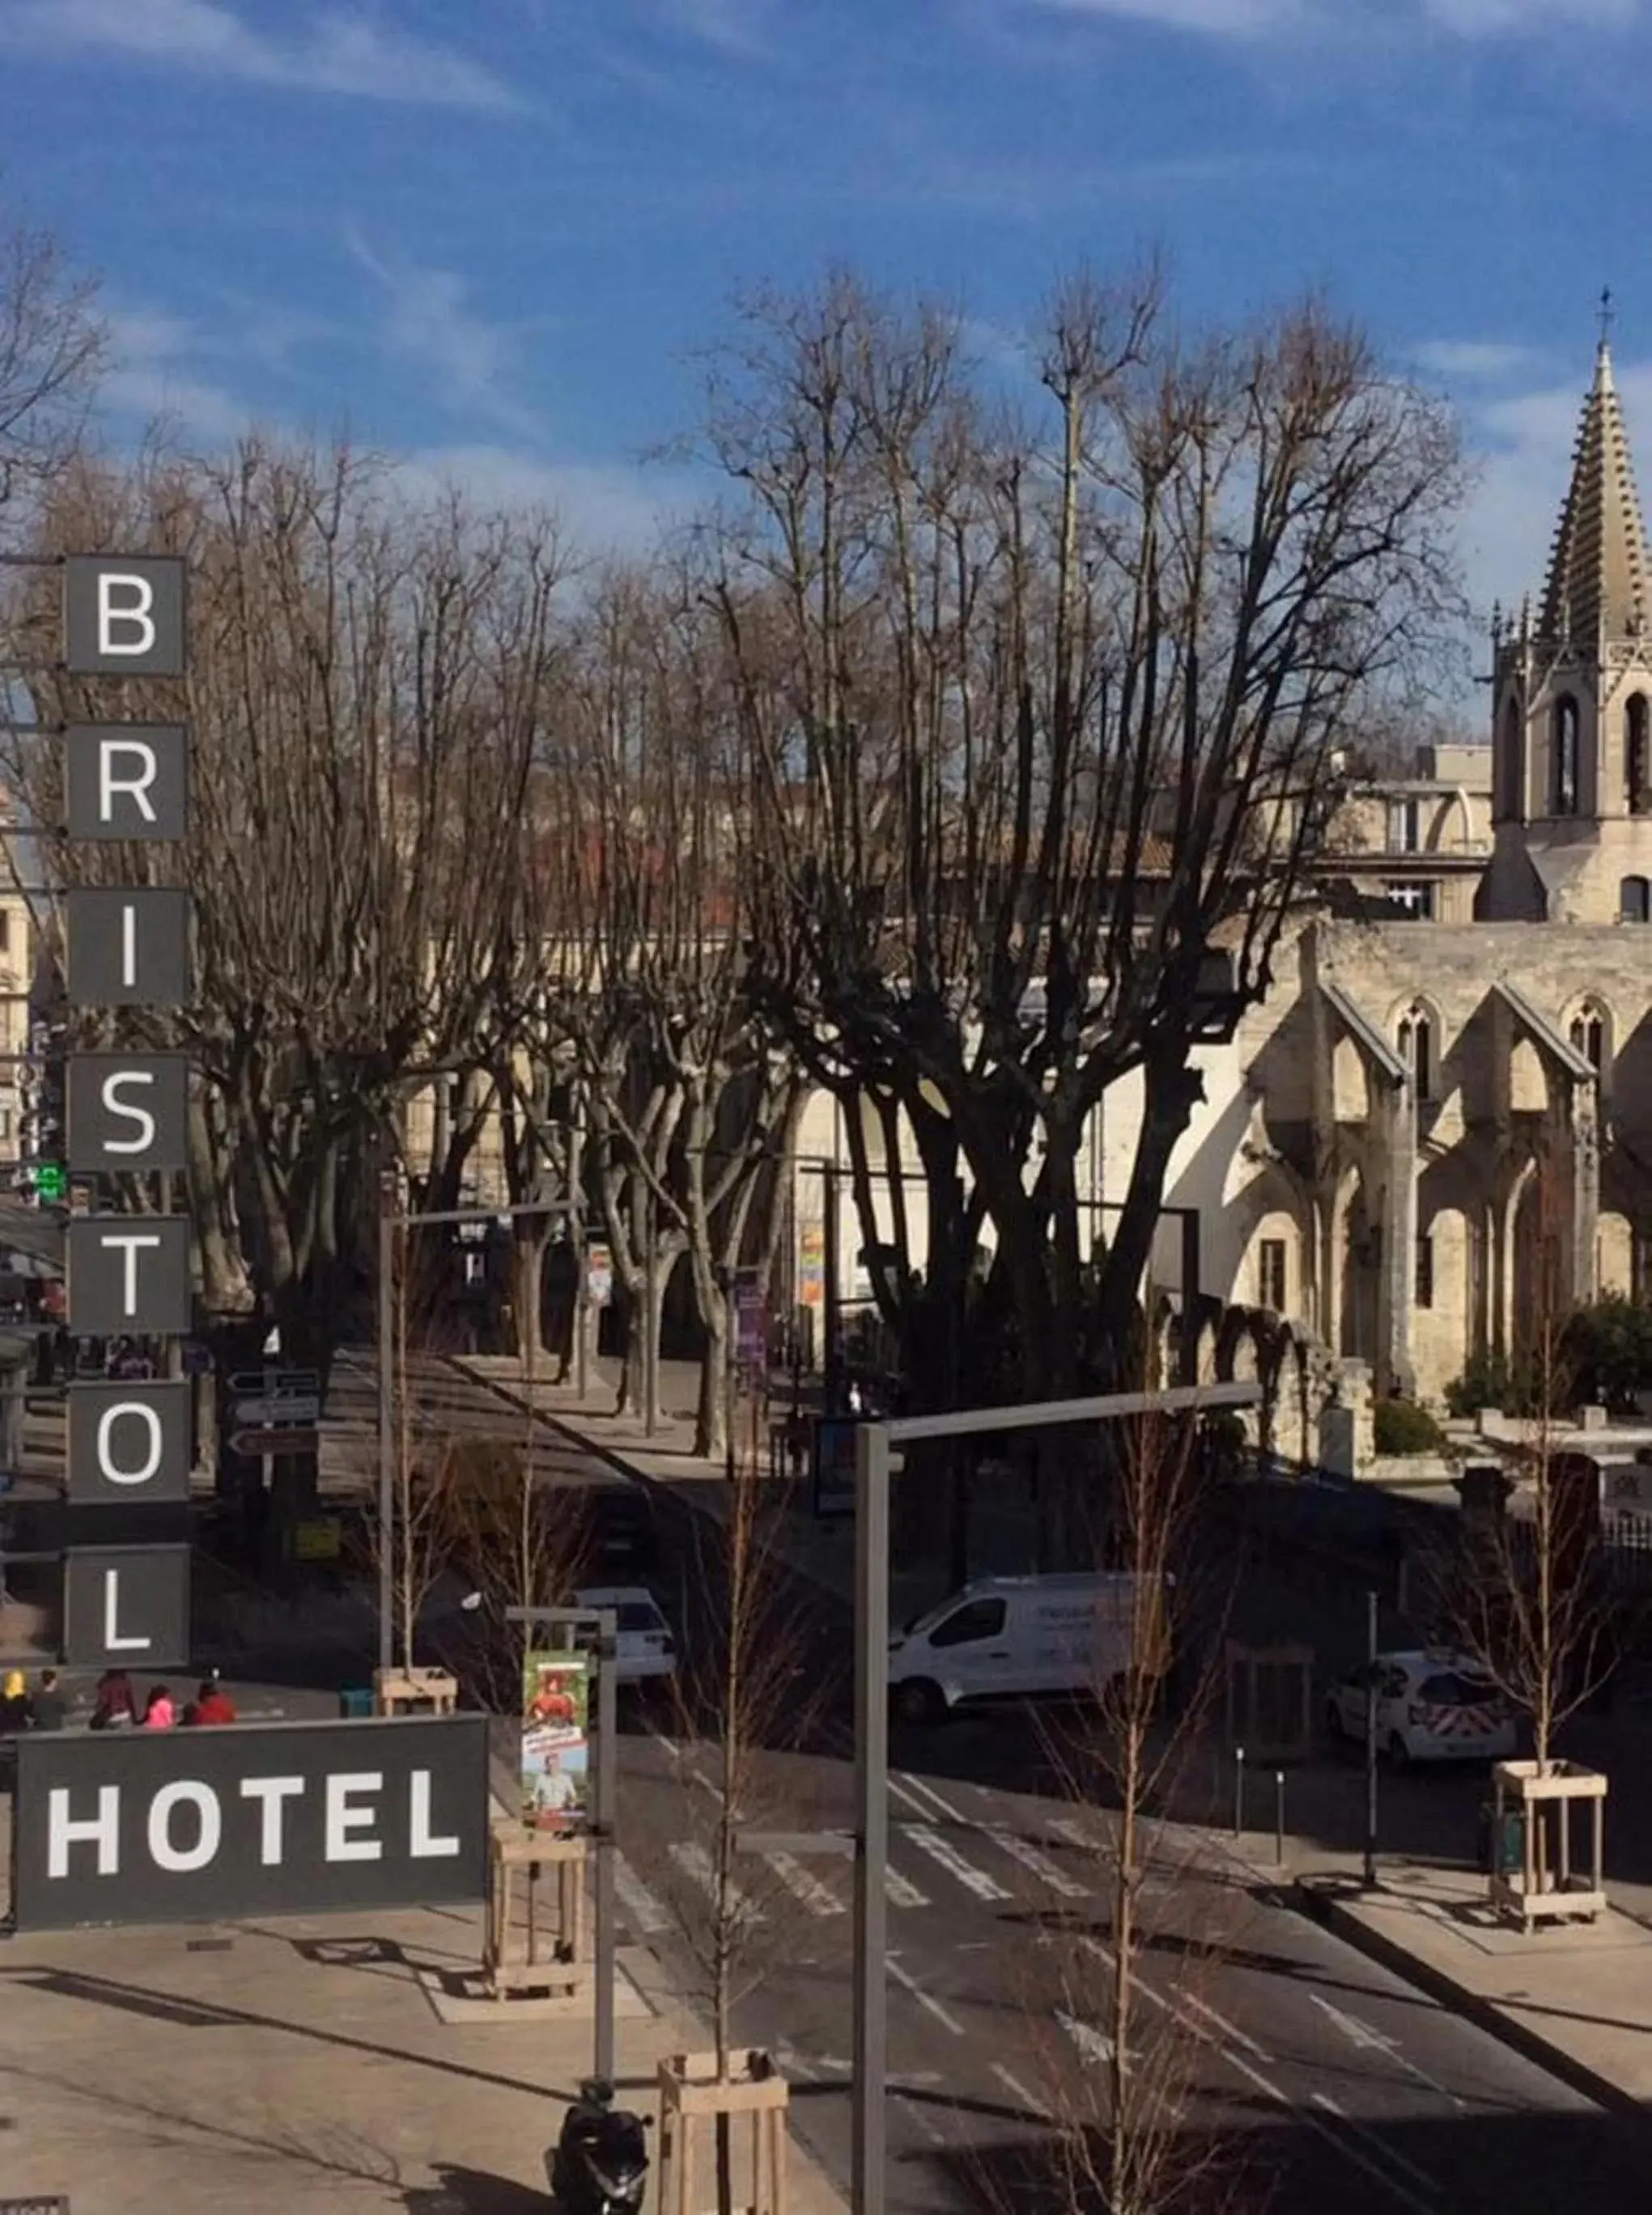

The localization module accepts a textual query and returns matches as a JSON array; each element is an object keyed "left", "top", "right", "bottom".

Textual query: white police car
[{"left": 1326, "top": 1649, "right": 1516, "bottom": 1766}]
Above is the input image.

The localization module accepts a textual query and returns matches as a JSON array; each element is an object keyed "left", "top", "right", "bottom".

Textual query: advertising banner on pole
[
  {"left": 12, "top": 1713, "right": 490, "bottom": 1931},
  {"left": 520, "top": 1649, "right": 590, "bottom": 1831}
]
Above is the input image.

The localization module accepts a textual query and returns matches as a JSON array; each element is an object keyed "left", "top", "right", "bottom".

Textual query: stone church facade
[{"left": 1163, "top": 334, "right": 1652, "bottom": 1411}]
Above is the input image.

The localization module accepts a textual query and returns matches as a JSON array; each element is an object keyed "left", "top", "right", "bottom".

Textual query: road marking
[
  {"left": 890, "top": 1776, "right": 944, "bottom": 1820},
  {"left": 1310, "top": 2094, "right": 1442, "bottom": 2197},
  {"left": 613, "top": 1853, "right": 669, "bottom": 1935},
  {"left": 1058, "top": 2009, "right": 1119, "bottom": 2065},
  {"left": 647, "top": 1725, "right": 682, "bottom": 1762},
  {"left": 904, "top": 1825, "right": 1013, "bottom": 1903},
  {"left": 1178, "top": 1988, "right": 1273, "bottom": 2064},
  {"left": 1308, "top": 1994, "right": 1469, "bottom": 2111},
  {"left": 669, "top": 1841, "right": 763, "bottom": 1924},
  {"left": 894, "top": 1771, "right": 968, "bottom": 1823},
  {"left": 991, "top": 2063, "right": 1048, "bottom": 2117},
  {"left": 887, "top": 1954, "right": 965, "bottom": 2036},
  {"left": 764, "top": 1849, "right": 844, "bottom": 1917},
  {"left": 989, "top": 1826, "right": 1089, "bottom": 1898},
  {"left": 1047, "top": 1813, "right": 1098, "bottom": 1854},
  {"left": 885, "top": 1866, "right": 930, "bottom": 1909},
  {"left": 894, "top": 2092, "right": 949, "bottom": 2146}
]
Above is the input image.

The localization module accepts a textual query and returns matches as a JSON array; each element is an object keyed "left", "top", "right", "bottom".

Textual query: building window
[
  {"left": 1388, "top": 797, "right": 1420, "bottom": 852},
  {"left": 1398, "top": 1005, "right": 1436, "bottom": 1102},
  {"left": 1415, "top": 1232, "right": 1434, "bottom": 1310},
  {"left": 1383, "top": 881, "right": 1437, "bottom": 920},
  {"left": 0, "top": 910, "right": 11, "bottom": 955},
  {"left": 1570, "top": 1005, "right": 1607, "bottom": 1073},
  {"left": 1257, "top": 1238, "right": 1287, "bottom": 1314},
  {"left": 1553, "top": 695, "right": 1581, "bottom": 815},
  {"left": 1629, "top": 695, "right": 1651, "bottom": 815},
  {"left": 1621, "top": 875, "right": 1651, "bottom": 923}
]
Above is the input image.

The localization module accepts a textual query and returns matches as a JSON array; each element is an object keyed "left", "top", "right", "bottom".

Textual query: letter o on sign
[
  {"left": 148, "top": 1780, "right": 221, "bottom": 1873},
  {"left": 100, "top": 1400, "right": 162, "bottom": 1486}
]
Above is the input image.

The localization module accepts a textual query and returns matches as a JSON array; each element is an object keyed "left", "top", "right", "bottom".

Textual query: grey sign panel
[
  {"left": 67, "top": 1381, "right": 191, "bottom": 1505},
  {"left": 62, "top": 1543, "right": 191, "bottom": 1672},
  {"left": 13, "top": 1713, "right": 491, "bottom": 1931},
  {"left": 66, "top": 724, "right": 189, "bottom": 840},
  {"left": 67, "top": 1215, "right": 191, "bottom": 1336},
  {"left": 62, "top": 555, "right": 187, "bottom": 677},
  {"left": 65, "top": 888, "right": 190, "bottom": 1008},
  {"left": 68, "top": 1054, "right": 190, "bottom": 1174}
]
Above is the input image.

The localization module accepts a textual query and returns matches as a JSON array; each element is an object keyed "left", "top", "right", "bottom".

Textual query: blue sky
[{"left": 3, "top": 0, "right": 1650, "bottom": 669}]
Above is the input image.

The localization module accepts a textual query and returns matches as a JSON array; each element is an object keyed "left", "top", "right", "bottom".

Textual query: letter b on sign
[
  {"left": 63, "top": 555, "right": 187, "bottom": 677},
  {"left": 68, "top": 1381, "right": 190, "bottom": 1504}
]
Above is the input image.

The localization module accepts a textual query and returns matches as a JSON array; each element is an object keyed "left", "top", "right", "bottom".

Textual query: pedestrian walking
[
  {"left": 183, "top": 1677, "right": 237, "bottom": 1725},
  {"left": 90, "top": 1668, "right": 137, "bottom": 1729},
  {"left": 0, "top": 1669, "right": 32, "bottom": 1733},
  {"left": 31, "top": 1668, "right": 67, "bottom": 1732},
  {"left": 142, "top": 1685, "right": 176, "bottom": 1729}
]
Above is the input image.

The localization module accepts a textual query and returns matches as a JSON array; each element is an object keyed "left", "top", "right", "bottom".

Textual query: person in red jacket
[{"left": 185, "top": 1678, "right": 238, "bottom": 1725}]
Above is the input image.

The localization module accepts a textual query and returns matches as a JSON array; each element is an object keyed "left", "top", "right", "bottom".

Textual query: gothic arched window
[
  {"left": 1569, "top": 1000, "right": 1609, "bottom": 1075},
  {"left": 1629, "top": 695, "right": 1650, "bottom": 815},
  {"left": 1397, "top": 1004, "right": 1436, "bottom": 1102},
  {"left": 1552, "top": 695, "right": 1581, "bottom": 815}
]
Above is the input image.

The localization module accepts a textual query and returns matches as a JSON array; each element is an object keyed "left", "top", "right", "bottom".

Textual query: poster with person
[{"left": 520, "top": 1650, "right": 590, "bottom": 1830}]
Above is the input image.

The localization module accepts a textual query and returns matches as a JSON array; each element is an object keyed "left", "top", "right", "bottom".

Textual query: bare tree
[
  {"left": 703, "top": 271, "right": 1463, "bottom": 1469},
  {"left": 0, "top": 208, "right": 104, "bottom": 534}
]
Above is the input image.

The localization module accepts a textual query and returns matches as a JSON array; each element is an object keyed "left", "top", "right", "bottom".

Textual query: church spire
[{"left": 1539, "top": 312, "right": 1652, "bottom": 644}]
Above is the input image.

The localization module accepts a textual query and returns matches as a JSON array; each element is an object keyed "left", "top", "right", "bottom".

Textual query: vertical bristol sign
[{"left": 60, "top": 555, "right": 192, "bottom": 1669}]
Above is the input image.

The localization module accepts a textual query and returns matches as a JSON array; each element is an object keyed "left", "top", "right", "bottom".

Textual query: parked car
[
  {"left": 583, "top": 1485, "right": 656, "bottom": 1574},
  {"left": 886, "top": 1571, "right": 1171, "bottom": 1728},
  {"left": 571, "top": 1586, "right": 677, "bottom": 1686},
  {"left": 1325, "top": 1649, "right": 1516, "bottom": 1766}
]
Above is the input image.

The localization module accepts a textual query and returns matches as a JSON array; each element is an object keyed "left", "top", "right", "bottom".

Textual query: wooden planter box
[
  {"left": 483, "top": 1822, "right": 589, "bottom": 2000},
  {"left": 1488, "top": 1759, "right": 1607, "bottom": 1930},
  {"left": 373, "top": 1665, "right": 457, "bottom": 1718},
  {"left": 657, "top": 2049, "right": 790, "bottom": 2215}
]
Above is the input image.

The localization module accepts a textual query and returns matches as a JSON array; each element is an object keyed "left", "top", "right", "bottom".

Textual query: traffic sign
[
  {"left": 230, "top": 1427, "right": 319, "bottom": 1459},
  {"left": 231, "top": 1367, "right": 320, "bottom": 1397},
  {"left": 231, "top": 1395, "right": 321, "bottom": 1426}
]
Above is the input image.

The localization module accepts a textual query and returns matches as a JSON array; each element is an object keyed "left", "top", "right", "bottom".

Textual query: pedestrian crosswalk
[{"left": 614, "top": 1769, "right": 1110, "bottom": 1942}]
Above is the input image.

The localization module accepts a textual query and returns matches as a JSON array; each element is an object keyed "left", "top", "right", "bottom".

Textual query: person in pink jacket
[{"left": 142, "top": 1686, "right": 176, "bottom": 1729}]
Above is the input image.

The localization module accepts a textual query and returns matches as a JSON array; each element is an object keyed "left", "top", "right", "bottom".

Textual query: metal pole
[
  {"left": 575, "top": 1216, "right": 590, "bottom": 1404},
  {"left": 1233, "top": 1745, "right": 1246, "bottom": 1840},
  {"left": 1363, "top": 1588, "right": 1379, "bottom": 1890},
  {"left": 594, "top": 1604, "right": 618, "bottom": 2080},
  {"left": 823, "top": 1162, "right": 842, "bottom": 1415},
  {"left": 376, "top": 1167, "right": 397, "bottom": 1674},
  {"left": 643, "top": 1190, "right": 660, "bottom": 1440},
  {"left": 851, "top": 1419, "right": 890, "bottom": 2215},
  {"left": 1275, "top": 1770, "right": 1285, "bottom": 1868},
  {"left": 1178, "top": 1208, "right": 1202, "bottom": 1387}
]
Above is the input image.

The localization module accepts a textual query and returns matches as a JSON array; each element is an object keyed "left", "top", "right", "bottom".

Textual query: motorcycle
[{"left": 547, "top": 2077, "right": 652, "bottom": 2214}]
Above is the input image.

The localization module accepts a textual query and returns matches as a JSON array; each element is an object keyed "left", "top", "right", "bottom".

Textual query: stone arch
[
  {"left": 1509, "top": 1034, "right": 1549, "bottom": 1116},
  {"left": 1416, "top": 1201, "right": 1470, "bottom": 1392},
  {"left": 1331, "top": 1034, "right": 1369, "bottom": 1124},
  {"left": 1598, "top": 1210, "right": 1634, "bottom": 1295}
]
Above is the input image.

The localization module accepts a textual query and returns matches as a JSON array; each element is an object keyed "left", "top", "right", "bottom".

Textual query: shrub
[
  {"left": 1443, "top": 1352, "right": 1547, "bottom": 1419},
  {"left": 1373, "top": 1397, "right": 1446, "bottom": 1456},
  {"left": 1561, "top": 1297, "right": 1652, "bottom": 1414}
]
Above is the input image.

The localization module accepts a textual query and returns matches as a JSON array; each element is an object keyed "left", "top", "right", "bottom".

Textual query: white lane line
[
  {"left": 894, "top": 1771, "right": 968, "bottom": 1822},
  {"left": 885, "top": 1866, "right": 930, "bottom": 1909},
  {"left": 989, "top": 1826, "right": 1089, "bottom": 1898},
  {"left": 1308, "top": 1993, "right": 1468, "bottom": 2111},
  {"left": 1047, "top": 1814, "right": 1097, "bottom": 1854},
  {"left": 647, "top": 1725, "right": 682, "bottom": 1762},
  {"left": 1178, "top": 1988, "right": 1273, "bottom": 2064},
  {"left": 668, "top": 1841, "right": 763, "bottom": 1924},
  {"left": 905, "top": 1825, "right": 1013, "bottom": 1903},
  {"left": 889, "top": 1776, "right": 944, "bottom": 1820},
  {"left": 895, "top": 2092, "right": 949, "bottom": 2146},
  {"left": 1072, "top": 1936, "right": 1438, "bottom": 2215},
  {"left": 991, "top": 2063, "right": 1048, "bottom": 2118},
  {"left": 887, "top": 1954, "right": 965, "bottom": 2036},
  {"left": 613, "top": 1853, "right": 669, "bottom": 1935},
  {"left": 765, "top": 1849, "right": 844, "bottom": 1918},
  {"left": 1310, "top": 2094, "right": 1443, "bottom": 2198}
]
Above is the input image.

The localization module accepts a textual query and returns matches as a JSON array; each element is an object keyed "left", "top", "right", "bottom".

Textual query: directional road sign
[
  {"left": 231, "top": 1394, "right": 321, "bottom": 1426},
  {"left": 230, "top": 1427, "right": 319, "bottom": 1459}
]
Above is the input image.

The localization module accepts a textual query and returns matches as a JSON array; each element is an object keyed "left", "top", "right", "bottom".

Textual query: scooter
[{"left": 547, "top": 2077, "right": 652, "bottom": 2214}]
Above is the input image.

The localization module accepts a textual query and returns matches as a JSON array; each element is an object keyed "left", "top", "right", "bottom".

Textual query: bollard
[
  {"left": 1275, "top": 1769, "right": 1285, "bottom": 1867},
  {"left": 1234, "top": 1745, "right": 1246, "bottom": 1839}
]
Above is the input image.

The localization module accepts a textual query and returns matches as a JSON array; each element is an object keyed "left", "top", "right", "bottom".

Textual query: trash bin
[
  {"left": 339, "top": 1686, "right": 374, "bottom": 1720},
  {"left": 1476, "top": 1797, "right": 1525, "bottom": 1876}
]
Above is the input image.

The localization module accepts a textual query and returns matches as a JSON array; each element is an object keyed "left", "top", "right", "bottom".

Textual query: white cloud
[
  {"left": 346, "top": 236, "right": 547, "bottom": 444},
  {"left": 0, "top": 0, "right": 522, "bottom": 111},
  {"left": 100, "top": 306, "right": 253, "bottom": 446},
  {"left": 1036, "top": 0, "right": 1638, "bottom": 35},
  {"left": 396, "top": 444, "right": 695, "bottom": 554},
  {"left": 1411, "top": 340, "right": 1539, "bottom": 381}
]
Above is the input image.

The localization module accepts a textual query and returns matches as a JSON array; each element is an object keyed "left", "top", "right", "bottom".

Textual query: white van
[{"left": 886, "top": 1572, "right": 1170, "bottom": 1727}]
